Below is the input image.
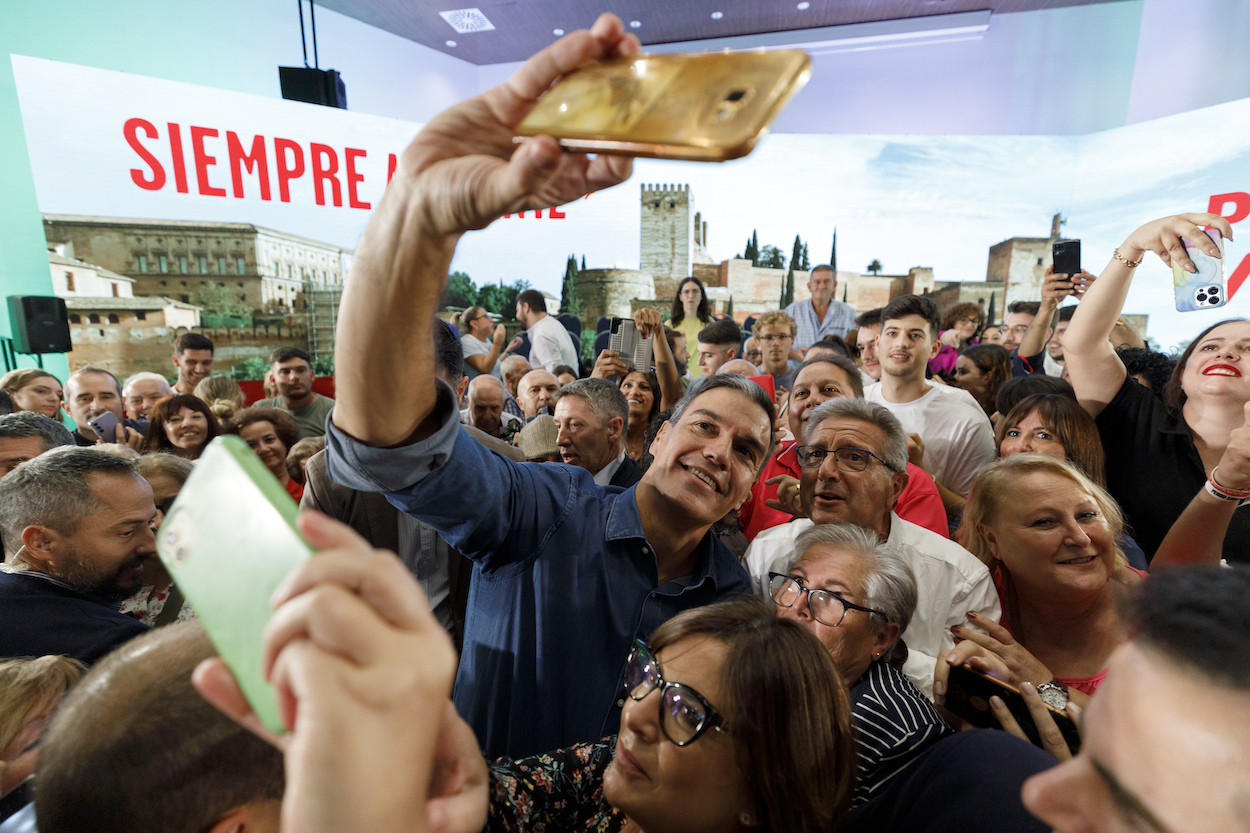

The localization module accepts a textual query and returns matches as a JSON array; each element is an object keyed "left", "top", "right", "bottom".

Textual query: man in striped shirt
[{"left": 786, "top": 264, "right": 857, "bottom": 352}]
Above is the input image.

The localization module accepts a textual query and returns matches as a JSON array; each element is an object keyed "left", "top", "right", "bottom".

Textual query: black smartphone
[
  {"left": 945, "top": 663, "right": 1081, "bottom": 755},
  {"left": 1052, "top": 239, "right": 1081, "bottom": 277}
]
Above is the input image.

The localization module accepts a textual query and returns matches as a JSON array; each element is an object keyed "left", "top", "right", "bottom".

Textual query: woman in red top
[
  {"left": 738, "top": 355, "right": 948, "bottom": 541},
  {"left": 230, "top": 406, "right": 304, "bottom": 502}
]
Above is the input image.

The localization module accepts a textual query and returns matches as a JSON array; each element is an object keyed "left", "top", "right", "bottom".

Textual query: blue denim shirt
[{"left": 326, "top": 381, "right": 751, "bottom": 758}]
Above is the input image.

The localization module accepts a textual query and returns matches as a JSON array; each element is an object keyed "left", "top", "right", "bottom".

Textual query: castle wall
[{"left": 577, "top": 268, "right": 654, "bottom": 332}]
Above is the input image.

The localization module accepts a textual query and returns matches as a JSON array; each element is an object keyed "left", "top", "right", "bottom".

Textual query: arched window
[
  {"left": 107, "top": 314, "right": 120, "bottom": 324},
  {"left": 69, "top": 314, "right": 81, "bottom": 324},
  {"left": 88, "top": 314, "right": 100, "bottom": 324}
]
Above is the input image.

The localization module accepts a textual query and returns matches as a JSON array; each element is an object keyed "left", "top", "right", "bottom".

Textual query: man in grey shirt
[{"left": 254, "top": 347, "right": 335, "bottom": 439}]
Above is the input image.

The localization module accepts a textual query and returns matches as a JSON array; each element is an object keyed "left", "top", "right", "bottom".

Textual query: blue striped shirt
[{"left": 785, "top": 298, "right": 858, "bottom": 348}]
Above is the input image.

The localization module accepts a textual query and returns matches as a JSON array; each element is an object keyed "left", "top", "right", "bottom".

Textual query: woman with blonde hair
[
  {"left": 0, "top": 369, "right": 64, "bottom": 423},
  {"left": 940, "top": 455, "right": 1138, "bottom": 709},
  {"left": 194, "top": 375, "right": 246, "bottom": 428},
  {"left": 0, "top": 655, "right": 84, "bottom": 814}
]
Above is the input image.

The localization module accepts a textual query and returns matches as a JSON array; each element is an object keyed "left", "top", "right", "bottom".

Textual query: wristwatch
[{"left": 1036, "top": 678, "right": 1070, "bottom": 710}]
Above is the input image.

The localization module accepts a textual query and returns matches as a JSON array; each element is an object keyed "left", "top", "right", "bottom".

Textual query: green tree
[
  {"left": 789, "top": 235, "right": 805, "bottom": 276},
  {"left": 780, "top": 266, "right": 795, "bottom": 308},
  {"left": 195, "top": 285, "right": 251, "bottom": 318},
  {"left": 560, "top": 254, "right": 580, "bottom": 319},
  {"left": 867, "top": 259, "right": 883, "bottom": 275},
  {"left": 741, "top": 230, "right": 760, "bottom": 265},
  {"left": 759, "top": 245, "right": 786, "bottom": 270},
  {"left": 441, "top": 271, "right": 478, "bottom": 309},
  {"left": 726, "top": 296, "right": 734, "bottom": 317},
  {"left": 477, "top": 280, "right": 530, "bottom": 321},
  {"left": 230, "top": 357, "right": 269, "bottom": 381},
  {"left": 581, "top": 254, "right": 587, "bottom": 271},
  {"left": 800, "top": 242, "right": 810, "bottom": 272},
  {"left": 830, "top": 227, "right": 837, "bottom": 270}
]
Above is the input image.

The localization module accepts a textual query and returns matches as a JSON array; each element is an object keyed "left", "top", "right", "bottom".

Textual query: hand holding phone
[
  {"left": 609, "top": 317, "right": 654, "bottom": 373},
  {"left": 944, "top": 663, "right": 1081, "bottom": 755},
  {"left": 1174, "top": 227, "right": 1227, "bottom": 312},
  {"left": 1052, "top": 239, "right": 1081, "bottom": 277}
]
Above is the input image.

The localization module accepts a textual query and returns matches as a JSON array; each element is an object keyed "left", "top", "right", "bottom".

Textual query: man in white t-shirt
[
  {"left": 863, "top": 295, "right": 994, "bottom": 497},
  {"left": 742, "top": 396, "right": 999, "bottom": 697},
  {"left": 514, "top": 289, "right": 578, "bottom": 373}
]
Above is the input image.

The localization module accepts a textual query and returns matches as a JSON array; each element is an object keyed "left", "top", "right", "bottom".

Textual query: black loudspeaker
[
  {"left": 7, "top": 296, "right": 72, "bottom": 354},
  {"left": 279, "top": 67, "right": 347, "bottom": 109}
]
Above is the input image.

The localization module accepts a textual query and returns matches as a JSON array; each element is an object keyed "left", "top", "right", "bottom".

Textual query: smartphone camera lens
[{"left": 714, "top": 86, "right": 752, "bottom": 120}]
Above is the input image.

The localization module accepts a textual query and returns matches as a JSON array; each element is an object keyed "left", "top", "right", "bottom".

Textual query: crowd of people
[{"left": 0, "top": 14, "right": 1247, "bottom": 833}]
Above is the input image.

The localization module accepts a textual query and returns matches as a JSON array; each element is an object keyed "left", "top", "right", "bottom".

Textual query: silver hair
[
  {"left": 500, "top": 355, "right": 531, "bottom": 379},
  {"left": 802, "top": 397, "right": 907, "bottom": 473},
  {"left": 552, "top": 378, "right": 628, "bottom": 429},
  {"left": 467, "top": 374, "right": 505, "bottom": 404},
  {"left": 121, "top": 372, "right": 173, "bottom": 398},
  {"left": 789, "top": 522, "right": 918, "bottom": 656},
  {"left": 134, "top": 452, "right": 195, "bottom": 486},
  {"left": 0, "top": 446, "right": 140, "bottom": 557},
  {"left": 0, "top": 412, "right": 75, "bottom": 452}
]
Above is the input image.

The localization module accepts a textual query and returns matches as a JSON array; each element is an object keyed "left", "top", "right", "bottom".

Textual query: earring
[
  {"left": 739, "top": 811, "right": 753, "bottom": 827},
  {"left": 874, "top": 651, "right": 881, "bottom": 659}
]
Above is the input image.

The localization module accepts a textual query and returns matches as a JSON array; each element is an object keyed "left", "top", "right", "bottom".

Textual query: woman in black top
[{"left": 1063, "top": 212, "right": 1250, "bottom": 565}]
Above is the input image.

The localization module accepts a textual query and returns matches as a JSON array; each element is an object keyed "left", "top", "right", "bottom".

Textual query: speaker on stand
[{"left": 4, "top": 295, "right": 72, "bottom": 371}]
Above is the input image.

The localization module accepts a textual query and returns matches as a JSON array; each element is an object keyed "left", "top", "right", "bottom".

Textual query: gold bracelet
[{"left": 1113, "top": 248, "right": 1144, "bottom": 268}]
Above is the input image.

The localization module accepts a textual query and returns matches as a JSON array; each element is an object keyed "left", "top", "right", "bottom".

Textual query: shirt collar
[
  {"left": 593, "top": 450, "right": 628, "bottom": 487},
  {"left": 604, "top": 487, "right": 734, "bottom": 589}
]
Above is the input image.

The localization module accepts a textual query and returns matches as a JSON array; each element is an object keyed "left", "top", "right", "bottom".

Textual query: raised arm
[
  {"left": 635, "top": 308, "right": 682, "bottom": 410},
  {"left": 1065, "top": 213, "right": 1231, "bottom": 417},
  {"left": 332, "top": 17, "right": 638, "bottom": 447},
  {"left": 1016, "top": 266, "right": 1080, "bottom": 362},
  {"left": 465, "top": 324, "right": 508, "bottom": 375}
]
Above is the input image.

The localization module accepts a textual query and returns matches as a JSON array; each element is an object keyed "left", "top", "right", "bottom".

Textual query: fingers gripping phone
[
  {"left": 609, "top": 317, "right": 653, "bottom": 373},
  {"left": 945, "top": 663, "right": 1082, "bottom": 755},
  {"left": 1174, "top": 227, "right": 1227, "bottom": 312},
  {"left": 157, "top": 435, "right": 312, "bottom": 733},
  {"left": 516, "top": 50, "right": 811, "bottom": 161}
]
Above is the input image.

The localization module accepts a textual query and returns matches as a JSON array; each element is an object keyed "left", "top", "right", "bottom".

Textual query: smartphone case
[
  {"left": 516, "top": 50, "right": 811, "bottom": 161},
  {"left": 609, "top": 317, "right": 653, "bottom": 373},
  {"left": 945, "top": 664, "right": 1082, "bottom": 754},
  {"left": 1174, "top": 228, "right": 1227, "bottom": 312},
  {"left": 157, "top": 435, "right": 311, "bottom": 733},
  {"left": 1052, "top": 239, "right": 1081, "bottom": 276}
]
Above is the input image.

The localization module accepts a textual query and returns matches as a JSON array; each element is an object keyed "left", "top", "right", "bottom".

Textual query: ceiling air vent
[{"left": 439, "top": 8, "right": 496, "bottom": 34}]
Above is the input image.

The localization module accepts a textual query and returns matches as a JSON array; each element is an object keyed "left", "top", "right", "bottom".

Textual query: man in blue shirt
[
  {"left": 324, "top": 20, "right": 772, "bottom": 756},
  {"left": 786, "top": 264, "right": 857, "bottom": 351}
]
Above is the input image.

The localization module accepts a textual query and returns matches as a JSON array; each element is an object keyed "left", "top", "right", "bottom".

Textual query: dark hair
[
  {"left": 268, "top": 346, "right": 312, "bottom": 367},
  {"left": 516, "top": 289, "right": 547, "bottom": 314},
  {"left": 996, "top": 393, "right": 1106, "bottom": 486},
  {"left": 670, "top": 277, "right": 712, "bottom": 327},
  {"left": 229, "top": 406, "right": 301, "bottom": 456},
  {"left": 1117, "top": 347, "right": 1174, "bottom": 397},
  {"left": 36, "top": 622, "right": 284, "bottom": 833},
  {"left": 856, "top": 308, "right": 884, "bottom": 330},
  {"left": 0, "top": 390, "right": 12, "bottom": 416},
  {"left": 142, "top": 394, "right": 222, "bottom": 457},
  {"left": 553, "top": 364, "right": 578, "bottom": 379},
  {"left": 697, "top": 319, "right": 742, "bottom": 348},
  {"left": 994, "top": 374, "right": 1076, "bottom": 417},
  {"left": 882, "top": 294, "right": 941, "bottom": 339},
  {"left": 648, "top": 597, "right": 856, "bottom": 833},
  {"left": 793, "top": 356, "right": 865, "bottom": 400},
  {"left": 1163, "top": 319, "right": 1248, "bottom": 416},
  {"left": 806, "top": 337, "right": 851, "bottom": 359},
  {"left": 617, "top": 368, "right": 661, "bottom": 430},
  {"left": 940, "top": 302, "right": 986, "bottom": 334},
  {"left": 639, "top": 408, "right": 674, "bottom": 474},
  {"left": 0, "top": 411, "right": 75, "bottom": 452},
  {"left": 434, "top": 318, "right": 465, "bottom": 386},
  {"left": 810, "top": 264, "right": 835, "bottom": 277},
  {"left": 958, "top": 344, "right": 1012, "bottom": 411},
  {"left": 67, "top": 367, "right": 122, "bottom": 399},
  {"left": 1127, "top": 565, "right": 1250, "bottom": 692},
  {"left": 1007, "top": 300, "right": 1041, "bottom": 318},
  {"left": 173, "top": 332, "right": 213, "bottom": 354},
  {"left": 1056, "top": 305, "right": 1078, "bottom": 323}
]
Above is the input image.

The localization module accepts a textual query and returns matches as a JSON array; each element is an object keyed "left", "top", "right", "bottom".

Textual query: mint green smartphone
[{"left": 157, "top": 435, "right": 312, "bottom": 733}]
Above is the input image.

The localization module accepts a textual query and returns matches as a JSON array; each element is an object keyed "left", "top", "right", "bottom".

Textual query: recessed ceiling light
[
  {"left": 445, "top": 40, "right": 457, "bottom": 47},
  {"left": 797, "top": 1, "right": 811, "bottom": 8},
  {"left": 711, "top": 11, "right": 724, "bottom": 19},
  {"left": 629, "top": 20, "right": 641, "bottom": 28},
  {"left": 553, "top": 28, "right": 564, "bottom": 36}
]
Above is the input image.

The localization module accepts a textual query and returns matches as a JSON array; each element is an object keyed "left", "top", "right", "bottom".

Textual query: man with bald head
[
  {"left": 517, "top": 369, "right": 560, "bottom": 421},
  {"left": 500, "top": 354, "right": 530, "bottom": 420},
  {"left": 462, "top": 375, "right": 521, "bottom": 441},
  {"left": 717, "top": 359, "right": 762, "bottom": 377}
]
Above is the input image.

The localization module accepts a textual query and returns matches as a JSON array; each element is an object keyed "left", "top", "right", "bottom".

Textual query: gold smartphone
[{"left": 515, "top": 50, "right": 811, "bottom": 162}]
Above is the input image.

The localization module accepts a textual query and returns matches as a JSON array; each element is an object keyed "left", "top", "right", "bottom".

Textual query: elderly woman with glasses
[{"left": 770, "top": 522, "right": 952, "bottom": 809}]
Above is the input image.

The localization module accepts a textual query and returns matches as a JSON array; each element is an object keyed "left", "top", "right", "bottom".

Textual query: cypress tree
[{"left": 560, "top": 254, "right": 580, "bottom": 318}]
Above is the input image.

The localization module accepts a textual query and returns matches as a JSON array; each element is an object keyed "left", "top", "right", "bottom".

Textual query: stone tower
[{"left": 640, "top": 183, "right": 693, "bottom": 301}]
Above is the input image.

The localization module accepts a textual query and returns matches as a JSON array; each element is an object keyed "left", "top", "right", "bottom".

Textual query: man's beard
[{"left": 57, "top": 546, "right": 146, "bottom": 603}]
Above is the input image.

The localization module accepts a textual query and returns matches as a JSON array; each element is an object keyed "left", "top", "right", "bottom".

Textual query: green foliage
[
  {"left": 867, "top": 259, "right": 883, "bottom": 275},
  {"left": 742, "top": 230, "right": 760, "bottom": 265},
  {"left": 726, "top": 296, "right": 734, "bottom": 317},
  {"left": 476, "top": 280, "right": 530, "bottom": 321},
  {"left": 560, "top": 254, "right": 581, "bottom": 319},
  {"left": 800, "top": 242, "right": 810, "bottom": 272},
  {"left": 195, "top": 285, "right": 251, "bottom": 318},
  {"left": 759, "top": 245, "right": 786, "bottom": 270},
  {"left": 780, "top": 267, "right": 795, "bottom": 308},
  {"left": 830, "top": 227, "right": 837, "bottom": 271},
  {"left": 442, "top": 271, "right": 478, "bottom": 310},
  {"left": 313, "top": 355, "right": 334, "bottom": 376},
  {"left": 230, "top": 357, "right": 270, "bottom": 381}
]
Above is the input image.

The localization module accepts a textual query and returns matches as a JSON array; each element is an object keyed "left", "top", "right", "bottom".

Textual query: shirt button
[
  {"left": 642, "top": 547, "right": 650, "bottom": 554},
  {"left": 617, "top": 699, "right": 625, "bottom": 707},
  {"left": 650, "top": 592, "right": 657, "bottom": 598}
]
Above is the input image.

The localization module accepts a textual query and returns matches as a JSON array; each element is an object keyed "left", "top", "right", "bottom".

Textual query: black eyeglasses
[
  {"left": 795, "top": 445, "right": 899, "bottom": 473},
  {"left": 769, "top": 572, "right": 882, "bottom": 627},
  {"left": 624, "top": 640, "right": 727, "bottom": 747}
]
